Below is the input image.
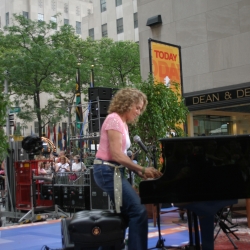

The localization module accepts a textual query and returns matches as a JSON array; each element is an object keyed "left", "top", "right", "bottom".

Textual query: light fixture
[{"left": 146, "top": 15, "right": 162, "bottom": 27}]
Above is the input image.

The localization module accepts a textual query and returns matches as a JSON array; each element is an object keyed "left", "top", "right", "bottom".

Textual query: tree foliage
[
  {"left": 130, "top": 76, "right": 189, "bottom": 168},
  {"left": 0, "top": 92, "right": 9, "bottom": 160},
  {"left": 0, "top": 14, "right": 79, "bottom": 136},
  {"left": 0, "top": 14, "right": 142, "bottom": 138}
]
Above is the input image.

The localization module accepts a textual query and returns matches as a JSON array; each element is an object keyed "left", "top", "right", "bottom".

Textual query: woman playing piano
[{"left": 93, "top": 87, "right": 162, "bottom": 250}]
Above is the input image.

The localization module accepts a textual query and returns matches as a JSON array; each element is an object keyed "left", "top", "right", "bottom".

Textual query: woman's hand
[{"left": 139, "top": 167, "right": 162, "bottom": 179}]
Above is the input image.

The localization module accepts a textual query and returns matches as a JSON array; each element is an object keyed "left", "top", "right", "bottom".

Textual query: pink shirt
[{"left": 96, "top": 112, "right": 129, "bottom": 161}]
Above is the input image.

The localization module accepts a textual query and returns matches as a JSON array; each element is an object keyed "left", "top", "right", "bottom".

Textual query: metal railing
[{"left": 54, "top": 171, "right": 90, "bottom": 186}]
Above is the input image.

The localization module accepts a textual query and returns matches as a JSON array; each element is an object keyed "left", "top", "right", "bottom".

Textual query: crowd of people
[{"left": 36, "top": 150, "right": 93, "bottom": 175}]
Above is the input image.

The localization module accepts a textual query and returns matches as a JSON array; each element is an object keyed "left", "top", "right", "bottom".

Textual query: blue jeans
[{"left": 93, "top": 164, "right": 148, "bottom": 250}]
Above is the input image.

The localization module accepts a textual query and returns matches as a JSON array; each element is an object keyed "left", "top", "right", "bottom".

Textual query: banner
[
  {"left": 58, "top": 125, "right": 62, "bottom": 150},
  {"left": 76, "top": 68, "right": 83, "bottom": 129},
  {"left": 149, "top": 39, "right": 184, "bottom": 131},
  {"left": 149, "top": 39, "right": 183, "bottom": 96}
]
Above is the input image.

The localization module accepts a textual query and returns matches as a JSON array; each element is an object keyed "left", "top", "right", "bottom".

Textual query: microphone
[
  {"left": 133, "top": 135, "right": 148, "bottom": 154},
  {"left": 127, "top": 150, "right": 133, "bottom": 158}
]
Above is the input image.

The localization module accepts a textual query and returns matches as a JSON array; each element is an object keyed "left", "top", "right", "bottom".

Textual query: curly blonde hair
[{"left": 108, "top": 88, "right": 148, "bottom": 115}]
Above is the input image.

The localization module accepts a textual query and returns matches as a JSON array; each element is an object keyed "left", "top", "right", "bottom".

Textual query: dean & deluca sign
[{"left": 185, "top": 86, "right": 250, "bottom": 110}]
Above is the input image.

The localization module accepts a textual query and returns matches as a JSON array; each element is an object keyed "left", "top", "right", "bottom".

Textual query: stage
[{"left": 0, "top": 208, "right": 250, "bottom": 250}]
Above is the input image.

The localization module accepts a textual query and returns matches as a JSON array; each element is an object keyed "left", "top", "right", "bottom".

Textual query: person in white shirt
[
  {"left": 72, "top": 155, "right": 86, "bottom": 172},
  {"left": 56, "top": 156, "right": 70, "bottom": 173}
]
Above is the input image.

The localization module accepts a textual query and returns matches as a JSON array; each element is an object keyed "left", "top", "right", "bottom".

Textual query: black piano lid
[{"left": 139, "top": 134, "right": 250, "bottom": 204}]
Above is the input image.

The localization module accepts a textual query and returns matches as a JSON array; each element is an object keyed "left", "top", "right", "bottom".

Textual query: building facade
[
  {"left": 0, "top": 0, "right": 93, "bottom": 32},
  {"left": 138, "top": 0, "right": 250, "bottom": 136},
  {"left": 81, "top": 0, "right": 139, "bottom": 42}
]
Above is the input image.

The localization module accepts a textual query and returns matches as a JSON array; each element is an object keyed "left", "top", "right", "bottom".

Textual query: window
[
  {"left": 23, "top": 11, "right": 29, "bottom": 19},
  {"left": 38, "top": 13, "right": 44, "bottom": 21},
  {"left": 6, "top": 12, "right": 9, "bottom": 26},
  {"left": 76, "top": 21, "right": 81, "bottom": 34},
  {"left": 116, "top": 0, "right": 122, "bottom": 6},
  {"left": 51, "top": 16, "right": 57, "bottom": 29},
  {"left": 100, "top": 0, "right": 106, "bottom": 12},
  {"left": 117, "top": 18, "right": 123, "bottom": 34},
  {"left": 64, "top": 19, "right": 69, "bottom": 25},
  {"left": 89, "top": 28, "right": 94, "bottom": 40},
  {"left": 134, "top": 12, "right": 138, "bottom": 29},
  {"left": 102, "top": 23, "right": 107, "bottom": 37},
  {"left": 34, "top": 122, "right": 39, "bottom": 134}
]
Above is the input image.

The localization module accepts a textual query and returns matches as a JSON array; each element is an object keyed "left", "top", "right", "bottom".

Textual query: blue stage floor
[{"left": 0, "top": 210, "right": 190, "bottom": 250}]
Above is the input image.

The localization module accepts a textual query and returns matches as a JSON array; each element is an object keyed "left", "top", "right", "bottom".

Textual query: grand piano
[{"left": 139, "top": 135, "right": 250, "bottom": 250}]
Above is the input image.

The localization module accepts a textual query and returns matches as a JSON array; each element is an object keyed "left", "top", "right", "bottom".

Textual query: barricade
[{"left": 54, "top": 171, "right": 90, "bottom": 186}]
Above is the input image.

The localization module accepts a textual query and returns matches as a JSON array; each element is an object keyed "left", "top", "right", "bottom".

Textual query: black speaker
[
  {"left": 90, "top": 100, "right": 110, "bottom": 117},
  {"left": 88, "top": 117, "right": 105, "bottom": 133},
  {"left": 42, "top": 184, "right": 63, "bottom": 207},
  {"left": 88, "top": 87, "right": 120, "bottom": 101},
  {"left": 62, "top": 186, "right": 90, "bottom": 210},
  {"left": 89, "top": 167, "right": 111, "bottom": 210},
  {"left": 61, "top": 218, "right": 74, "bottom": 250},
  {"left": 62, "top": 186, "right": 85, "bottom": 209},
  {"left": 88, "top": 87, "right": 113, "bottom": 101}
]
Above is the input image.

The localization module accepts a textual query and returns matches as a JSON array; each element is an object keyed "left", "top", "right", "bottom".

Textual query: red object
[
  {"left": 47, "top": 124, "right": 50, "bottom": 140},
  {"left": 53, "top": 124, "right": 56, "bottom": 144},
  {"left": 15, "top": 160, "right": 53, "bottom": 210}
]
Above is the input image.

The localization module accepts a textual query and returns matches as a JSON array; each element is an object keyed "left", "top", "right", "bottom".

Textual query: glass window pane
[
  {"left": 23, "top": 11, "right": 29, "bottom": 19},
  {"left": 89, "top": 28, "right": 94, "bottom": 40},
  {"left": 134, "top": 12, "right": 138, "bottom": 29},
  {"left": 38, "top": 13, "right": 44, "bottom": 21},
  {"left": 116, "top": 0, "right": 122, "bottom": 7},
  {"left": 34, "top": 122, "right": 39, "bottom": 134},
  {"left": 102, "top": 23, "right": 107, "bottom": 37},
  {"left": 6, "top": 12, "right": 9, "bottom": 26},
  {"left": 117, "top": 18, "right": 123, "bottom": 34},
  {"left": 100, "top": 0, "right": 107, "bottom": 12},
  {"left": 76, "top": 21, "right": 81, "bottom": 34},
  {"left": 64, "top": 19, "right": 69, "bottom": 25}
]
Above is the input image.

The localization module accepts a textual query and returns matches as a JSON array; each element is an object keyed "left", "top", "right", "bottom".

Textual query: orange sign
[{"left": 149, "top": 39, "right": 183, "bottom": 96}]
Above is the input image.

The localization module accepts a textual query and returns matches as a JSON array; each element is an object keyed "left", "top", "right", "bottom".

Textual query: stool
[{"left": 68, "top": 210, "right": 127, "bottom": 250}]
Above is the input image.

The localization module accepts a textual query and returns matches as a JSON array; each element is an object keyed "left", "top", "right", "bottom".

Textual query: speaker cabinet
[
  {"left": 88, "top": 87, "right": 113, "bottom": 101},
  {"left": 88, "top": 117, "right": 105, "bottom": 133},
  {"left": 42, "top": 184, "right": 63, "bottom": 208},
  {"left": 88, "top": 87, "right": 120, "bottom": 101},
  {"left": 62, "top": 186, "right": 90, "bottom": 210},
  {"left": 61, "top": 218, "right": 74, "bottom": 250},
  {"left": 90, "top": 100, "right": 110, "bottom": 117},
  {"left": 89, "top": 167, "right": 111, "bottom": 210}
]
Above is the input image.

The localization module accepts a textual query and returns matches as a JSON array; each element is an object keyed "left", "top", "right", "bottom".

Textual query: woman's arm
[{"left": 108, "top": 130, "right": 162, "bottom": 179}]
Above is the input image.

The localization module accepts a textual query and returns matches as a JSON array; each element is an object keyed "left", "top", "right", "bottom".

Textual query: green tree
[
  {"left": 0, "top": 14, "right": 79, "bottom": 137},
  {"left": 130, "top": 76, "right": 189, "bottom": 168},
  {"left": 77, "top": 38, "right": 141, "bottom": 91},
  {"left": 95, "top": 38, "right": 141, "bottom": 87},
  {"left": 0, "top": 92, "right": 9, "bottom": 159}
]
